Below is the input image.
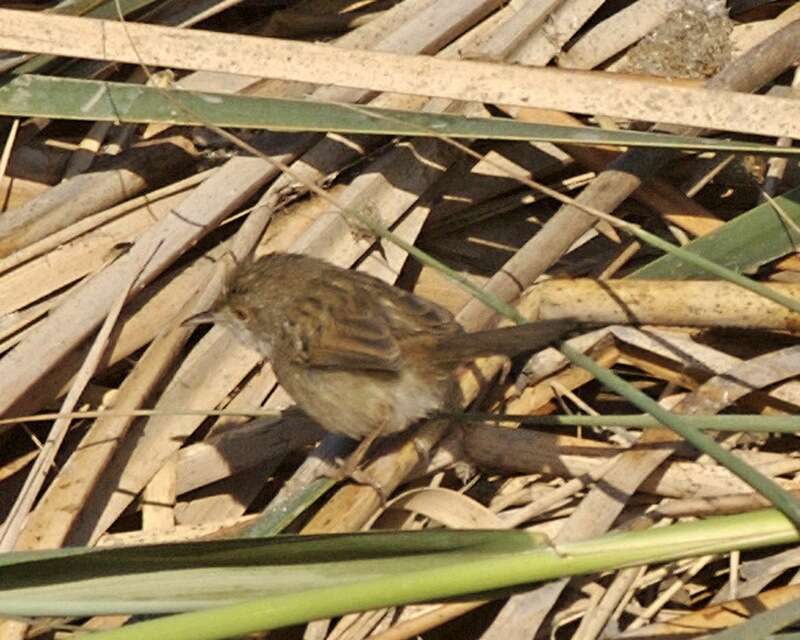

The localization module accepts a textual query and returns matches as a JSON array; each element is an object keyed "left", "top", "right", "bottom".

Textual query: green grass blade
[
  {"left": 1, "top": 74, "right": 799, "bottom": 155},
  {"left": 243, "top": 477, "right": 333, "bottom": 537},
  {"left": 633, "top": 186, "right": 800, "bottom": 279},
  {"left": 458, "top": 413, "right": 800, "bottom": 432},
  {"left": 0, "top": 511, "right": 793, "bottom": 637}
]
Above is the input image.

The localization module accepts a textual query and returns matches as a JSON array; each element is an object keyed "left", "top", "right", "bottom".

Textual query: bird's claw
[{"left": 323, "top": 463, "right": 388, "bottom": 508}]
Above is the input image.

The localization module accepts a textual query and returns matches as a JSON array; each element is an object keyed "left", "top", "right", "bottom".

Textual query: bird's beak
[{"left": 181, "top": 310, "right": 217, "bottom": 327}]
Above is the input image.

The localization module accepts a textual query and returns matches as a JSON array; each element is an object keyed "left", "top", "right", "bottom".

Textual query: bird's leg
[{"left": 328, "top": 426, "right": 387, "bottom": 505}]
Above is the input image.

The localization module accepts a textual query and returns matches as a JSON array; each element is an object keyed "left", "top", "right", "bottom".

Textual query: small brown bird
[{"left": 190, "top": 252, "right": 571, "bottom": 479}]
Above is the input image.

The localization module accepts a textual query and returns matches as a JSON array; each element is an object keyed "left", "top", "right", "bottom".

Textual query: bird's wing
[
  {"left": 287, "top": 276, "right": 403, "bottom": 372},
  {"left": 282, "top": 267, "right": 461, "bottom": 372},
  {"left": 369, "top": 280, "right": 462, "bottom": 342}
]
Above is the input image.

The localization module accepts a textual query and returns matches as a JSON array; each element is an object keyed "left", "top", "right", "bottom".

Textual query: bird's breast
[{"left": 271, "top": 357, "right": 455, "bottom": 440}]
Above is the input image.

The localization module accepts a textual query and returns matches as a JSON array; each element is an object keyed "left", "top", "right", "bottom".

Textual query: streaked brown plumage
[{"left": 193, "top": 252, "right": 571, "bottom": 475}]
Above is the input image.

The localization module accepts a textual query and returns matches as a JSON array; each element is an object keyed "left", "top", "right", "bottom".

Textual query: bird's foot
[{"left": 324, "top": 461, "right": 388, "bottom": 507}]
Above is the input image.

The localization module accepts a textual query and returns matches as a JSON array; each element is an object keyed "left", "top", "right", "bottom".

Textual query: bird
[{"left": 188, "top": 252, "right": 571, "bottom": 482}]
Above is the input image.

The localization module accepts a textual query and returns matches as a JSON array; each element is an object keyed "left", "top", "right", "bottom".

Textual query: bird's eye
[{"left": 231, "top": 306, "right": 249, "bottom": 322}]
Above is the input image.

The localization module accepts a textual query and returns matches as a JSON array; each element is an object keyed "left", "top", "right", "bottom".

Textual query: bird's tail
[{"left": 433, "top": 319, "right": 574, "bottom": 364}]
